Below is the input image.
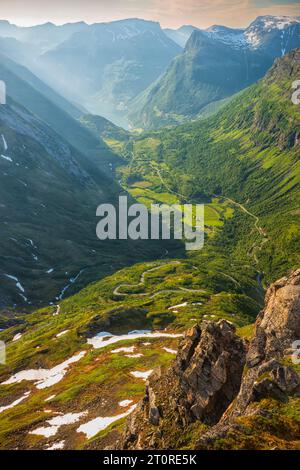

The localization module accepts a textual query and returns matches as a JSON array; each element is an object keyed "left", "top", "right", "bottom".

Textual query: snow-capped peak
[
  {"left": 249, "top": 15, "right": 300, "bottom": 31},
  {"left": 245, "top": 15, "right": 300, "bottom": 48},
  {"left": 205, "top": 25, "right": 247, "bottom": 48},
  {"left": 202, "top": 15, "right": 300, "bottom": 51}
]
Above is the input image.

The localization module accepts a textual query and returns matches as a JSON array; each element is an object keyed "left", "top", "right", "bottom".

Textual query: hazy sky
[{"left": 1, "top": 0, "right": 300, "bottom": 29}]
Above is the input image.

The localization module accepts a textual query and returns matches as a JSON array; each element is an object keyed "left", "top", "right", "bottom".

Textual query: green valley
[{"left": 0, "top": 14, "right": 299, "bottom": 451}]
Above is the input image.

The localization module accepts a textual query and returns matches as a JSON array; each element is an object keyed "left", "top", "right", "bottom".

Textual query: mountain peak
[
  {"left": 206, "top": 24, "right": 244, "bottom": 34},
  {"left": 249, "top": 14, "right": 300, "bottom": 29},
  {"left": 184, "top": 29, "right": 212, "bottom": 50},
  {"left": 99, "top": 17, "right": 161, "bottom": 29},
  {"left": 245, "top": 15, "right": 300, "bottom": 51},
  {"left": 178, "top": 24, "right": 199, "bottom": 32}
]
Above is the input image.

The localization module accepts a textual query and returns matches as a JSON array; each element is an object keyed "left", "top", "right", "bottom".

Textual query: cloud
[
  {"left": 1, "top": 0, "right": 300, "bottom": 28},
  {"left": 252, "top": 0, "right": 300, "bottom": 5},
  {"left": 149, "top": 0, "right": 300, "bottom": 27}
]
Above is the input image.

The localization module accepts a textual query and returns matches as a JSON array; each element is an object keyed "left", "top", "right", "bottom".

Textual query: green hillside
[
  {"left": 125, "top": 50, "right": 300, "bottom": 282},
  {"left": 128, "top": 20, "right": 300, "bottom": 130}
]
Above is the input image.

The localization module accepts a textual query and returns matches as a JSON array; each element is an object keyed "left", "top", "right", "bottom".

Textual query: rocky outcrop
[
  {"left": 118, "top": 269, "right": 300, "bottom": 450},
  {"left": 118, "top": 320, "right": 246, "bottom": 449},
  {"left": 197, "top": 269, "right": 300, "bottom": 448}
]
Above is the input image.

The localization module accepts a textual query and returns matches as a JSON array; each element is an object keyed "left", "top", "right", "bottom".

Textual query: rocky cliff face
[{"left": 118, "top": 270, "right": 300, "bottom": 450}]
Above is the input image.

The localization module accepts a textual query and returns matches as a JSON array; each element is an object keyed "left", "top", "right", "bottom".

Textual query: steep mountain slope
[
  {"left": 0, "top": 97, "right": 167, "bottom": 309},
  {"left": 129, "top": 15, "right": 300, "bottom": 129},
  {"left": 163, "top": 25, "right": 199, "bottom": 47},
  {"left": 0, "top": 37, "right": 38, "bottom": 68},
  {"left": 0, "top": 53, "right": 83, "bottom": 119},
  {"left": 38, "top": 19, "right": 181, "bottom": 127},
  {"left": 0, "top": 54, "right": 118, "bottom": 175},
  {"left": 80, "top": 114, "right": 130, "bottom": 143},
  {"left": 0, "top": 97, "right": 107, "bottom": 307}
]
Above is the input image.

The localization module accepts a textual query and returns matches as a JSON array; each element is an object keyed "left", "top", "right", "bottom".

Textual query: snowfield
[{"left": 2, "top": 351, "right": 86, "bottom": 389}]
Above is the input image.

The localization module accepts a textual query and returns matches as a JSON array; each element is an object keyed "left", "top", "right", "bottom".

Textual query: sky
[{"left": 0, "top": 0, "right": 300, "bottom": 29}]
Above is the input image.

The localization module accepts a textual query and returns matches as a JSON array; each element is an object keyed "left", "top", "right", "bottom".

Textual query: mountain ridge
[
  {"left": 128, "top": 15, "right": 300, "bottom": 129},
  {"left": 36, "top": 18, "right": 181, "bottom": 127}
]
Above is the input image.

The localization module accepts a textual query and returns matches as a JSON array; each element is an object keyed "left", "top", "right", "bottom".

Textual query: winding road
[
  {"left": 214, "top": 194, "right": 269, "bottom": 265},
  {"left": 123, "top": 155, "right": 267, "bottom": 298},
  {"left": 113, "top": 261, "right": 206, "bottom": 298},
  {"left": 148, "top": 162, "right": 269, "bottom": 267}
]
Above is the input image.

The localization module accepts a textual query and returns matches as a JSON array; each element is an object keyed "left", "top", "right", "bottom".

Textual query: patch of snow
[
  {"left": 56, "top": 330, "right": 69, "bottom": 338},
  {"left": 1, "top": 154, "right": 12, "bottom": 162},
  {"left": 88, "top": 331, "right": 182, "bottom": 350},
  {"left": 4, "top": 274, "right": 18, "bottom": 282},
  {"left": 16, "top": 282, "right": 25, "bottom": 293},
  {"left": 26, "top": 239, "right": 36, "bottom": 248},
  {"left": 130, "top": 370, "right": 153, "bottom": 381},
  {"left": 244, "top": 16, "right": 300, "bottom": 49},
  {"left": 47, "top": 441, "right": 65, "bottom": 450},
  {"left": 0, "top": 391, "right": 30, "bottom": 413},
  {"left": 111, "top": 346, "right": 135, "bottom": 354},
  {"left": 45, "top": 395, "right": 56, "bottom": 402},
  {"left": 48, "top": 412, "right": 87, "bottom": 426},
  {"left": 163, "top": 347, "right": 177, "bottom": 354},
  {"left": 4, "top": 274, "right": 27, "bottom": 301},
  {"left": 1, "top": 134, "right": 8, "bottom": 151},
  {"left": 206, "top": 29, "right": 247, "bottom": 48},
  {"left": 58, "top": 270, "right": 84, "bottom": 300},
  {"left": 2, "top": 351, "right": 86, "bottom": 389},
  {"left": 30, "top": 426, "right": 58, "bottom": 438},
  {"left": 77, "top": 404, "right": 137, "bottom": 439},
  {"left": 244, "top": 30, "right": 261, "bottom": 47},
  {"left": 118, "top": 399, "right": 133, "bottom": 408},
  {"left": 125, "top": 353, "right": 143, "bottom": 358},
  {"left": 266, "top": 16, "right": 299, "bottom": 30},
  {"left": 168, "top": 302, "right": 188, "bottom": 310},
  {"left": 30, "top": 412, "right": 86, "bottom": 438},
  {"left": 53, "top": 304, "right": 60, "bottom": 316},
  {"left": 12, "top": 333, "right": 22, "bottom": 342}
]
